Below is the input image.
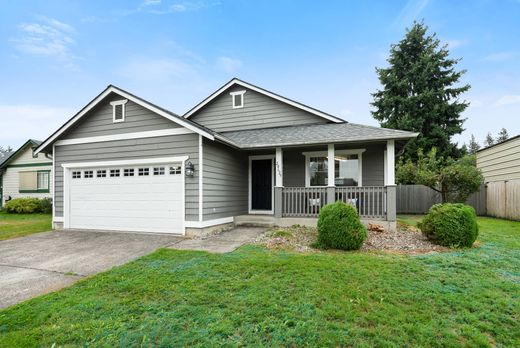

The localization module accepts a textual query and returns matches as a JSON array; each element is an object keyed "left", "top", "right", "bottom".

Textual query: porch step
[{"left": 234, "top": 215, "right": 276, "bottom": 227}]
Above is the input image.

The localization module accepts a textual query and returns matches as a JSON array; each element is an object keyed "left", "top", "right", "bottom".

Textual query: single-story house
[
  {"left": 34, "top": 78, "right": 418, "bottom": 235},
  {"left": 0, "top": 139, "right": 53, "bottom": 208}
]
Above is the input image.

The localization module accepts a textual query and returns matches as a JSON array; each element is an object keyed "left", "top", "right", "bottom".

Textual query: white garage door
[{"left": 67, "top": 162, "right": 184, "bottom": 234}]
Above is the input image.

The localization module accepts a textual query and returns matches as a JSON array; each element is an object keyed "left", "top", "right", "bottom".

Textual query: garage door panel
[{"left": 67, "top": 162, "right": 184, "bottom": 234}]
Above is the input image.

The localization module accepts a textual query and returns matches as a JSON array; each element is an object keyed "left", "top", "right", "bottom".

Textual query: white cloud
[
  {"left": 445, "top": 39, "right": 466, "bottom": 49},
  {"left": 393, "top": 0, "right": 431, "bottom": 28},
  {"left": 119, "top": 58, "right": 196, "bottom": 82},
  {"left": 0, "top": 104, "right": 73, "bottom": 148},
  {"left": 483, "top": 52, "right": 518, "bottom": 62},
  {"left": 216, "top": 56, "right": 243, "bottom": 73},
  {"left": 496, "top": 95, "right": 520, "bottom": 106},
  {"left": 142, "top": 0, "right": 161, "bottom": 5},
  {"left": 11, "top": 16, "right": 76, "bottom": 64}
]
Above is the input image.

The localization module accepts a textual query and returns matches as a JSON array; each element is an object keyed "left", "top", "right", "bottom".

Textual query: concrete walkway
[
  {"left": 169, "top": 226, "right": 266, "bottom": 253},
  {"left": 0, "top": 230, "right": 181, "bottom": 309}
]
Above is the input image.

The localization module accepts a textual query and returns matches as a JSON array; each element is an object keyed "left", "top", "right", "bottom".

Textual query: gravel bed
[{"left": 254, "top": 222, "right": 447, "bottom": 254}]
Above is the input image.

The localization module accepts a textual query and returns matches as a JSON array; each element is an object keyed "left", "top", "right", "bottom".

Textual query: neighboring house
[
  {"left": 476, "top": 135, "right": 520, "bottom": 221},
  {"left": 476, "top": 135, "right": 520, "bottom": 183},
  {"left": 34, "top": 78, "right": 417, "bottom": 235},
  {"left": 0, "top": 139, "right": 53, "bottom": 208}
]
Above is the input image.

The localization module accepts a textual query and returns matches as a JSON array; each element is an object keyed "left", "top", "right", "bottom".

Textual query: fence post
[
  {"left": 274, "top": 187, "right": 282, "bottom": 218},
  {"left": 327, "top": 187, "right": 335, "bottom": 205},
  {"left": 386, "top": 185, "right": 396, "bottom": 222}
]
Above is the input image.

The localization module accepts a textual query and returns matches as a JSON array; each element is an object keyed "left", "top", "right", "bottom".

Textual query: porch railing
[
  {"left": 282, "top": 187, "right": 328, "bottom": 217},
  {"left": 281, "top": 186, "right": 387, "bottom": 220}
]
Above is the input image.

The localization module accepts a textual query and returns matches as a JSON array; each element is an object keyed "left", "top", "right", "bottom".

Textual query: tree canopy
[{"left": 372, "top": 21, "right": 470, "bottom": 162}]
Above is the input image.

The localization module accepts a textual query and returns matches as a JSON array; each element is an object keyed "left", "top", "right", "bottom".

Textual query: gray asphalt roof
[{"left": 218, "top": 123, "right": 418, "bottom": 149}]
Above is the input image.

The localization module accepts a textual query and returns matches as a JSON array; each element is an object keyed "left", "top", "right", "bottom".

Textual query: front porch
[{"left": 245, "top": 140, "right": 397, "bottom": 226}]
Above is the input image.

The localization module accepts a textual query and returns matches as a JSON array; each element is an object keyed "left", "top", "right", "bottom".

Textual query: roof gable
[
  {"left": 0, "top": 139, "right": 42, "bottom": 168},
  {"left": 35, "top": 85, "right": 215, "bottom": 155},
  {"left": 183, "top": 78, "right": 345, "bottom": 124}
]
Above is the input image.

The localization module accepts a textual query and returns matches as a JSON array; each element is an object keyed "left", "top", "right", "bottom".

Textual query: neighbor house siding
[
  {"left": 202, "top": 139, "right": 248, "bottom": 220},
  {"left": 280, "top": 143, "right": 385, "bottom": 187},
  {"left": 54, "top": 134, "right": 200, "bottom": 221},
  {"left": 477, "top": 136, "right": 520, "bottom": 182},
  {"left": 189, "top": 85, "right": 329, "bottom": 132},
  {"left": 65, "top": 92, "right": 180, "bottom": 139},
  {"left": 1, "top": 146, "right": 53, "bottom": 205}
]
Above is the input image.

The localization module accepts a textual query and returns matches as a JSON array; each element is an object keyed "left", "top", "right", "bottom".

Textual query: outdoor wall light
[{"left": 185, "top": 161, "right": 195, "bottom": 177}]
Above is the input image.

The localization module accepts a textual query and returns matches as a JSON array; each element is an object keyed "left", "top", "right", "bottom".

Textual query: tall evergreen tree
[
  {"left": 372, "top": 21, "right": 470, "bottom": 161},
  {"left": 467, "top": 134, "right": 480, "bottom": 154},
  {"left": 484, "top": 133, "right": 494, "bottom": 147},
  {"left": 496, "top": 128, "right": 509, "bottom": 143}
]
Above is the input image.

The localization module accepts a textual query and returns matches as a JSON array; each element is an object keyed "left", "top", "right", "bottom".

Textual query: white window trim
[
  {"left": 248, "top": 154, "right": 275, "bottom": 215},
  {"left": 230, "top": 90, "right": 246, "bottom": 109},
  {"left": 110, "top": 99, "right": 128, "bottom": 123},
  {"left": 303, "top": 149, "right": 365, "bottom": 187}
]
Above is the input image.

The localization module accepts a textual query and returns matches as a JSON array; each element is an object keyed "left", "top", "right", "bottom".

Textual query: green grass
[
  {"left": 0, "top": 217, "right": 519, "bottom": 347},
  {"left": 0, "top": 211, "right": 52, "bottom": 241},
  {"left": 397, "top": 214, "right": 424, "bottom": 227}
]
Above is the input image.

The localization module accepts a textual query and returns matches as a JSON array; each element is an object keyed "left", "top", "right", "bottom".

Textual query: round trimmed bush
[
  {"left": 4, "top": 198, "right": 42, "bottom": 214},
  {"left": 317, "top": 201, "right": 367, "bottom": 250},
  {"left": 418, "top": 203, "right": 478, "bottom": 248}
]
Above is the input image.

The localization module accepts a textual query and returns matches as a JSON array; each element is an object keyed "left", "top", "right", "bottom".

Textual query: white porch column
[
  {"left": 386, "top": 140, "right": 395, "bottom": 185},
  {"left": 327, "top": 144, "right": 335, "bottom": 186},
  {"left": 275, "top": 147, "right": 283, "bottom": 187}
]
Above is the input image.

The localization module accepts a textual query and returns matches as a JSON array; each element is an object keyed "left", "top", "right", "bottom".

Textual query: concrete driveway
[{"left": 0, "top": 230, "right": 182, "bottom": 309}]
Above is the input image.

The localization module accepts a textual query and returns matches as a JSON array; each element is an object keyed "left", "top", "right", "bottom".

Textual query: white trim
[
  {"left": 198, "top": 135, "right": 203, "bottom": 222},
  {"left": 248, "top": 154, "right": 275, "bottom": 215},
  {"left": 275, "top": 147, "right": 283, "bottom": 187},
  {"left": 230, "top": 90, "right": 246, "bottom": 109},
  {"left": 52, "top": 143, "right": 56, "bottom": 223},
  {"left": 183, "top": 78, "right": 344, "bottom": 123},
  {"left": 61, "top": 156, "right": 189, "bottom": 169},
  {"left": 34, "top": 85, "right": 214, "bottom": 155},
  {"left": 54, "top": 128, "right": 194, "bottom": 146},
  {"left": 62, "top": 156, "right": 187, "bottom": 235},
  {"left": 53, "top": 216, "right": 63, "bottom": 223},
  {"left": 303, "top": 148, "right": 366, "bottom": 187},
  {"left": 384, "top": 150, "right": 388, "bottom": 186},
  {"left": 185, "top": 217, "right": 234, "bottom": 228},
  {"left": 386, "top": 140, "right": 395, "bottom": 186},
  {"left": 110, "top": 99, "right": 128, "bottom": 123},
  {"left": 327, "top": 144, "right": 335, "bottom": 187}
]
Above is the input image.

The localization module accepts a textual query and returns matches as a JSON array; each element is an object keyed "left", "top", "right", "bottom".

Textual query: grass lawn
[
  {"left": 0, "top": 211, "right": 52, "bottom": 241},
  {"left": 0, "top": 217, "right": 518, "bottom": 347}
]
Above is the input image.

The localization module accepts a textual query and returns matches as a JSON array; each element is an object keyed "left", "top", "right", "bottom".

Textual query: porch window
[
  {"left": 309, "top": 156, "right": 328, "bottom": 186},
  {"left": 335, "top": 154, "right": 359, "bottom": 186}
]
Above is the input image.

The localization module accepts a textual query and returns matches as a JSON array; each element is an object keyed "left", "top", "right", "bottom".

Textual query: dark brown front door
[{"left": 251, "top": 159, "right": 272, "bottom": 211}]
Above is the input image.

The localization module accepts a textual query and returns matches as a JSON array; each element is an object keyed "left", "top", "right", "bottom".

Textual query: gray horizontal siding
[
  {"left": 203, "top": 139, "right": 248, "bottom": 220},
  {"left": 54, "top": 134, "right": 199, "bottom": 221},
  {"left": 190, "top": 85, "right": 329, "bottom": 132},
  {"left": 65, "top": 92, "right": 179, "bottom": 139}
]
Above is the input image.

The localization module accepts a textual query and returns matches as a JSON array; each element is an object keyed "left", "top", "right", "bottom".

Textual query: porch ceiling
[{"left": 218, "top": 122, "right": 418, "bottom": 149}]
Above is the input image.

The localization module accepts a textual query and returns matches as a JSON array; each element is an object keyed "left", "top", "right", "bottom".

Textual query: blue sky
[{"left": 1, "top": 0, "right": 519, "bottom": 150}]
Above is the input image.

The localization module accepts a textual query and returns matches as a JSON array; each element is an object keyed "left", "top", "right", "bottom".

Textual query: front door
[{"left": 251, "top": 159, "right": 272, "bottom": 211}]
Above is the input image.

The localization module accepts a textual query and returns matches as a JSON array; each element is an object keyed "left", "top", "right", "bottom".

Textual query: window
[
  {"left": 124, "top": 168, "right": 134, "bottom": 177},
  {"left": 72, "top": 171, "right": 81, "bottom": 179},
  {"left": 110, "top": 99, "right": 128, "bottom": 123},
  {"left": 110, "top": 169, "right": 120, "bottom": 177},
  {"left": 334, "top": 154, "right": 359, "bottom": 186},
  {"left": 169, "top": 165, "right": 181, "bottom": 175},
  {"left": 84, "top": 170, "right": 94, "bottom": 178},
  {"left": 153, "top": 167, "right": 165, "bottom": 176},
  {"left": 19, "top": 171, "right": 50, "bottom": 192},
  {"left": 138, "top": 168, "right": 149, "bottom": 176},
  {"left": 309, "top": 157, "right": 328, "bottom": 186},
  {"left": 230, "top": 90, "right": 246, "bottom": 109},
  {"left": 305, "top": 149, "right": 364, "bottom": 187},
  {"left": 97, "top": 170, "right": 107, "bottom": 178}
]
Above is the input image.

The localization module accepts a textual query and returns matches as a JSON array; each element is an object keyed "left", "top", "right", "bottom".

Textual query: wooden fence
[
  {"left": 396, "top": 184, "right": 487, "bottom": 215},
  {"left": 486, "top": 180, "right": 520, "bottom": 221}
]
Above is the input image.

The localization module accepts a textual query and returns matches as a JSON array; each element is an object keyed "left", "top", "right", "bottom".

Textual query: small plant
[
  {"left": 316, "top": 201, "right": 367, "bottom": 250},
  {"left": 4, "top": 198, "right": 53, "bottom": 214},
  {"left": 418, "top": 203, "right": 478, "bottom": 247}
]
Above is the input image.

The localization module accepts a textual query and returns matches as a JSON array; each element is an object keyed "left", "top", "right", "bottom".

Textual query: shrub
[
  {"left": 418, "top": 203, "right": 478, "bottom": 247},
  {"left": 4, "top": 197, "right": 53, "bottom": 214},
  {"left": 317, "top": 201, "right": 367, "bottom": 250}
]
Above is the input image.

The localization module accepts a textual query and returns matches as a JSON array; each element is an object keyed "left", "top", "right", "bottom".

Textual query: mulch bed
[{"left": 254, "top": 222, "right": 447, "bottom": 254}]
